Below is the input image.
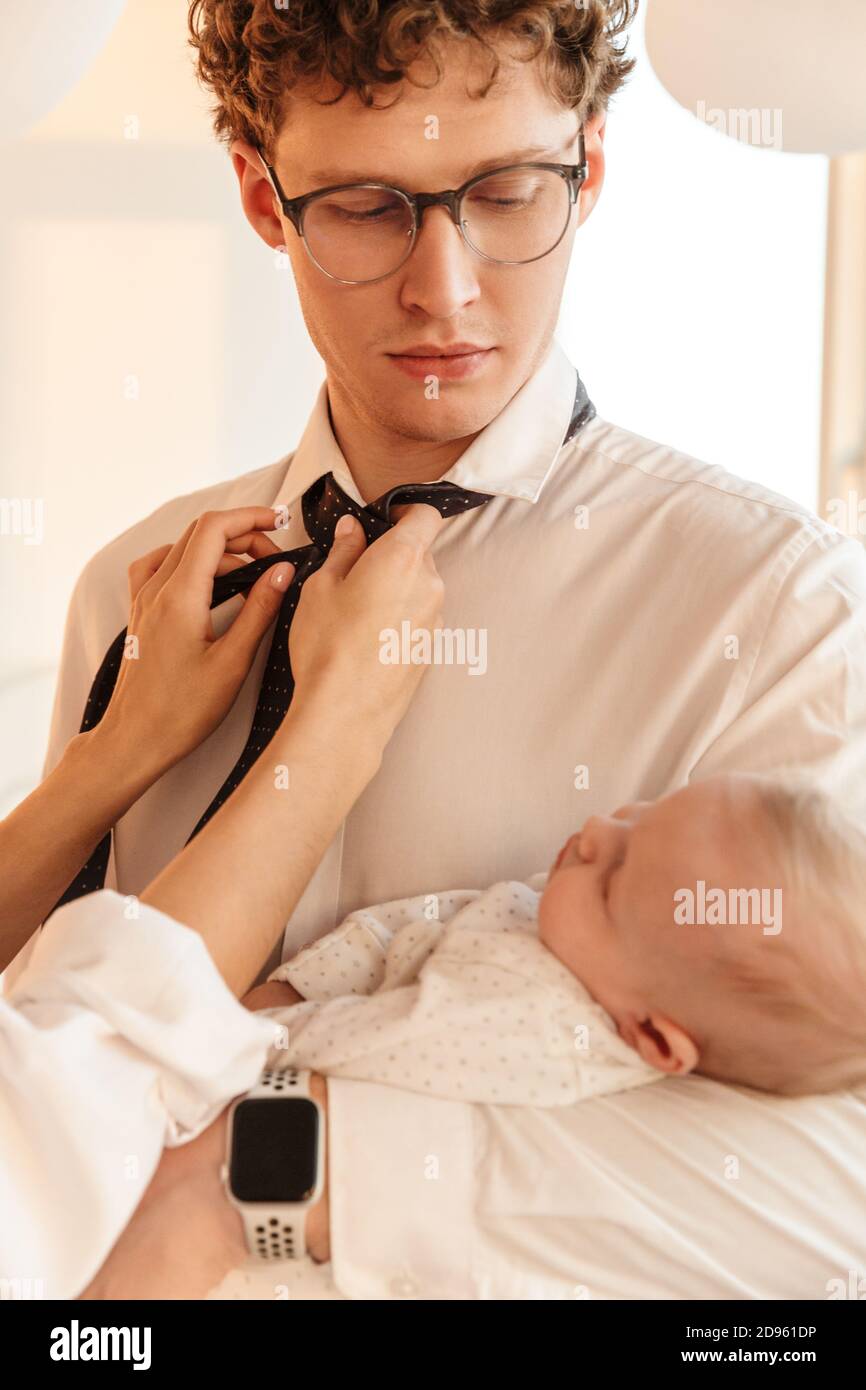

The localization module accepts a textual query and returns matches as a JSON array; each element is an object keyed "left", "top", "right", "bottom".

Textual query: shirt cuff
[
  {"left": 326, "top": 1078, "right": 476, "bottom": 1299},
  {"left": 8, "top": 889, "right": 276, "bottom": 1142}
]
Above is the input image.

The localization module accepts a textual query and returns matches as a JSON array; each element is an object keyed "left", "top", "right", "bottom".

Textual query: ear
[
  {"left": 577, "top": 113, "right": 606, "bottom": 226},
  {"left": 633, "top": 1013, "right": 699, "bottom": 1077},
  {"left": 584, "top": 109, "right": 607, "bottom": 145},
  {"left": 230, "top": 138, "right": 285, "bottom": 250}
]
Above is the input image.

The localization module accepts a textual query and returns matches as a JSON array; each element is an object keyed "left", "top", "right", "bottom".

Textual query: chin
[
  {"left": 536, "top": 887, "right": 558, "bottom": 949},
  {"left": 381, "top": 390, "right": 501, "bottom": 443},
  {"left": 538, "top": 870, "right": 594, "bottom": 961}
]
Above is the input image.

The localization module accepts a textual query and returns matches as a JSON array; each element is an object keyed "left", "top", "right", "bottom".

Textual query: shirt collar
[{"left": 270, "top": 336, "right": 581, "bottom": 510}]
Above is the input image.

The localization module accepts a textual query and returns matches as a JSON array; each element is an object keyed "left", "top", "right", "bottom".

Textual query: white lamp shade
[
  {"left": 646, "top": 0, "right": 866, "bottom": 155},
  {"left": 1, "top": 0, "right": 127, "bottom": 139}
]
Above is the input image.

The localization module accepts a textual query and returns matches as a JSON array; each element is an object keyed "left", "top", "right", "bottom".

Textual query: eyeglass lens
[{"left": 300, "top": 167, "right": 572, "bottom": 282}]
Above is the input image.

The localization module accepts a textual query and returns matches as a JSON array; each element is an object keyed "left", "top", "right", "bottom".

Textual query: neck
[{"left": 326, "top": 376, "right": 483, "bottom": 503}]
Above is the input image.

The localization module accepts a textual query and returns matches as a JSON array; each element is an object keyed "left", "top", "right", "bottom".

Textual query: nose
[
  {"left": 578, "top": 814, "right": 629, "bottom": 868},
  {"left": 398, "top": 205, "right": 481, "bottom": 318}
]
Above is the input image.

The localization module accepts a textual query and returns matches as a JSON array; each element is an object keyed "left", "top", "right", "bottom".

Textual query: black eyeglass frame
[{"left": 259, "top": 128, "right": 588, "bottom": 285}]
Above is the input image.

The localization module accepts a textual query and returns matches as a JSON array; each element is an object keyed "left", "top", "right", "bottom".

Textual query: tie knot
[{"left": 302, "top": 472, "right": 492, "bottom": 552}]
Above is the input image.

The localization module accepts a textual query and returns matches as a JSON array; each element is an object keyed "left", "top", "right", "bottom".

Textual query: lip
[
  {"left": 386, "top": 344, "right": 496, "bottom": 380},
  {"left": 390, "top": 342, "right": 492, "bottom": 356}
]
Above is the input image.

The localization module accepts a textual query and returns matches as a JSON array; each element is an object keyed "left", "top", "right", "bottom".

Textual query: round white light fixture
[
  {"left": 1, "top": 0, "right": 127, "bottom": 139},
  {"left": 645, "top": 0, "right": 866, "bottom": 155}
]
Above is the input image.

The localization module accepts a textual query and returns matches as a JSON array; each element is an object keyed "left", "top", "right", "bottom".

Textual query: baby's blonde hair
[{"left": 693, "top": 776, "right": 866, "bottom": 1097}]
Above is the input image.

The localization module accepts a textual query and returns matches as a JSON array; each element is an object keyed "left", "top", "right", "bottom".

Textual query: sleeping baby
[{"left": 264, "top": 772, "right": 866, "bottom": 1101}]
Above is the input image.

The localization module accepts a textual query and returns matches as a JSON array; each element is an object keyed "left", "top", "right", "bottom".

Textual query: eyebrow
[{"left": 304, "top": 143, "right": 574, "bottom": 189}]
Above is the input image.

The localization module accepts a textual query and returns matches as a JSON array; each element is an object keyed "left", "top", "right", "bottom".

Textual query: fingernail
[
  {"left": 334, "top": 515, "right": 356, "bottom": 538},
  {"left": 269, "top": 562, "right": 292, "bottom": 589}
]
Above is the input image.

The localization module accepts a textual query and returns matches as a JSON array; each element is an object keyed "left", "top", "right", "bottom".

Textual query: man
[
  {"left": 36, "top": 1, "right": 866, "bottom": 947},
  {"left": 26, "top": 1, "right": 866, "bottom": 1297}
]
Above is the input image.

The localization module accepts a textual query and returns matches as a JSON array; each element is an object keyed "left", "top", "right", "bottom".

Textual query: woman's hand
[
  {"left": 139, "top": 503, "right": 449, "bottom": 996},
  {"left": 288, "top": 505, "right": 446, "bottom": 749},
  {"left": 0, "top": 507, "right": 298, "bottom": 959},
  {"left": 97, "top": 507, "right": 295, "bottom": 783}
]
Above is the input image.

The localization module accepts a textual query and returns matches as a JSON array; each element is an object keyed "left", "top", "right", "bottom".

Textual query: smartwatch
[{"left": 222, "top": 1066, "right": 325, "bottom": 1261}]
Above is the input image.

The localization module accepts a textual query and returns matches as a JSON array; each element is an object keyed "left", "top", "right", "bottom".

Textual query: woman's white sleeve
[{"left": 0, "top": 890, "right": 275, "bottom": 1298}]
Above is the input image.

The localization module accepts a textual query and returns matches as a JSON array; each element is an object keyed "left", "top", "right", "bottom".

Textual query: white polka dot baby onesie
[{"left": 264, "top": 873, "right": 660, "bottom": 1104}]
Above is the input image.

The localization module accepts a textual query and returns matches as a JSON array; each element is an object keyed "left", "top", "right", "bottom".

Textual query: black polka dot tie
[
  {"left": 186, "top": 472, "right": 495, "bottom": 841},
  {"left": 49, "top": 372, "right": 594, "bottom": 914}
]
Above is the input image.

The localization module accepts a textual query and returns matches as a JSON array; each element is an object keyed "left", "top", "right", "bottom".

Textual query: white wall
[
  {"left": 0, "top": 1, "right": 322, "bottom": 812},
  {"left": 560, "top": 11, "right": 828, "bottom": 509}
]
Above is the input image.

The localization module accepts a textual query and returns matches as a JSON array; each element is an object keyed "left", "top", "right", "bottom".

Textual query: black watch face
[{"left": 230, "top": 1098, "right": 319, "bottom": 1203}]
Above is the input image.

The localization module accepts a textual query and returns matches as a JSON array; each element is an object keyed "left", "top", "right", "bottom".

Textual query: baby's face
[{"left": 538, "top": 776, "right": 768, "bottom": 1060}]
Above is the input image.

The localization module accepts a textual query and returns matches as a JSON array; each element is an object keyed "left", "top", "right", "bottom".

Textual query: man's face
[{"left": 233, "top": 35, "right": 604, "bottom": 450}]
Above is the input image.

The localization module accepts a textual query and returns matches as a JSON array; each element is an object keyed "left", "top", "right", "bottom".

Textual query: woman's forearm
[
  {"left": 80, "top": 1069, "right": 330, "bottom": 1299},
  {"left": 0, "top": 723, "right": 167, "bottom": 971},
  {"left": 141, "top": 693, "right": 383, "bottom": 996}
]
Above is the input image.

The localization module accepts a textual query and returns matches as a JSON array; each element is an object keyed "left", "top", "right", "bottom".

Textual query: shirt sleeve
[
  {"left": 270, "top": 910, "right": 398, "bottom": 1000},
  {"left": 693, "top": 525, "right": 866, "bottom": 806},
  {"left": 271, "top": 889, "right": 482, "bottom": 1001},
  {"left": 0, "top": 890, "right": 276, "bottom": 1298},
  {"left": 326, "top": 1078, "right": 477, "bottom": 1299},
  {"left": 325, "top": 1072, "right": 866, "bottom": 1300}
]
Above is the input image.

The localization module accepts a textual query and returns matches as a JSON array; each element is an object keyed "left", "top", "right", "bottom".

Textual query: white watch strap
[
  {"left": 252, "top": 1065, "right": 312, "bottom": 1099},
  {"left": 229, "top": 1066, "right": 320, "bottom": 1262}
]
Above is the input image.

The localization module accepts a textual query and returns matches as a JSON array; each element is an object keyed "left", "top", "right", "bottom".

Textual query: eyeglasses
[{"left": 260, "top": 130, "right": 587, "bottom": 285}]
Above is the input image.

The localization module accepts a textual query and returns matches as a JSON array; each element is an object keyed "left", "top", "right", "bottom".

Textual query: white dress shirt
[
  {"left": 23, "top": 336, "right": 866, "bottom": 943},
  {"left": 267, "top": 873, "right": 659, "bottom": 1104},
  {"left": 0, "top": 891, "right": 275, "bottom": 1299},
  {"left": 14, "top": 335, "right": 866, "bottom": 1298},
  {"left": 214, "top": 1073, "right": 866, "bottom": 1302},
  {"left": 6, "top": 891, "right": 861, "bottom": 1304}
]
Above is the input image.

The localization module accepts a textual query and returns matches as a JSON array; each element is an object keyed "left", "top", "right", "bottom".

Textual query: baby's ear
[{"left": 633, "top": 1014, "right": 699, "bottom": 1077}]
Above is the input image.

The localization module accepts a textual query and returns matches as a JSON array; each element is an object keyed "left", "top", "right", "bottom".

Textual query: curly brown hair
[{"left": 188, "top": 0, "right": 639, "bottom": 159}]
